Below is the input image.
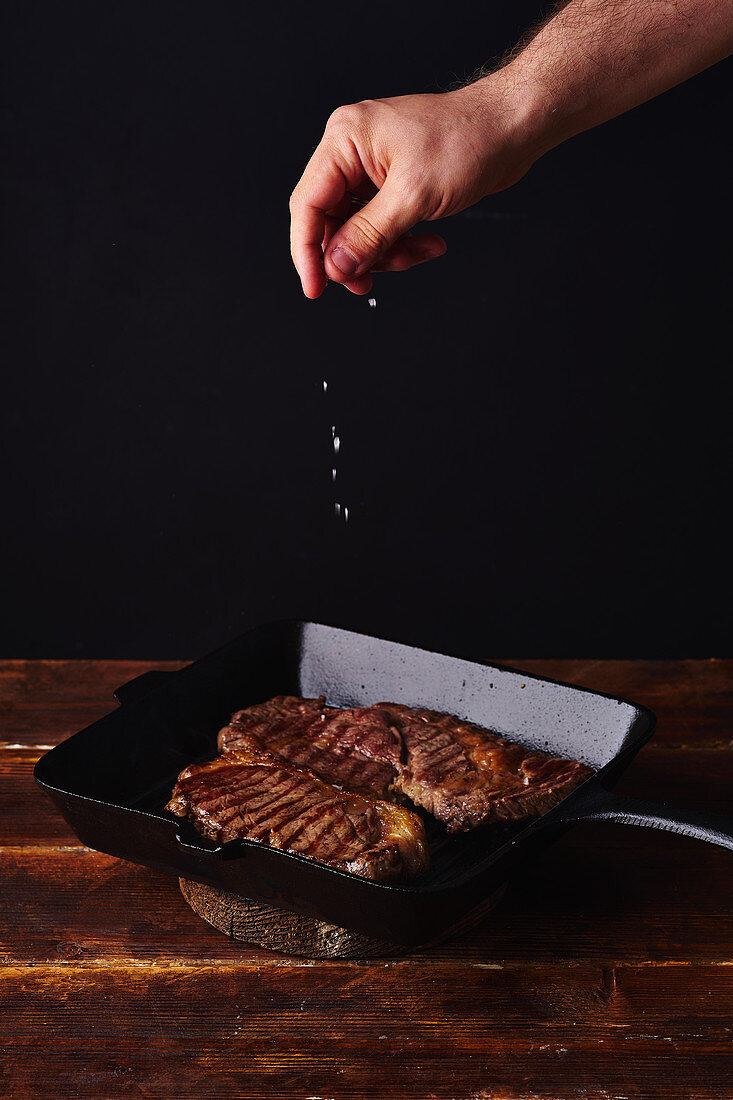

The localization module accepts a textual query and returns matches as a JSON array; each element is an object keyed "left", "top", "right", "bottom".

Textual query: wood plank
[
  {"left": 1, "top": 659, "right": 731, "bottom": 748},
  {"left": 2, "top": 821, "right": 731, "bottom": 967},
  {"left": 1, "top": 660, "right": 731, "bottom": 1100},
  {"left": 5, "top": 733, "right": 731, "bottom": 850},
  {"left": 0, "top": 659, "right": 185, "bottom": 707},
  {"left": 6, "top": 739, "right": 732, "bottom": 846},
  {"left": 1, "top": 962, "right": 731, "bottom": 1098},
  {"left": 0, "top": 702, "right": 129, "bottom": 748},
  {"left": 612, "top": 744, "right": 733, "bottom": 812},
  {"left": 501, "top": 657, "right": 733, "bottom": 747},
  {"left": 0, "top": 660, "right": 184, "bottom": 751},
  {"left": 2, "top": 657, "right": 730, "bottom": 709},
  {"left": 0, "top": 746, "right": 80, "bottom": 844}
]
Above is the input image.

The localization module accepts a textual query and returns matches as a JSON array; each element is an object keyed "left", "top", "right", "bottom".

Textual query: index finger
[{"left": 289, "top": 145, "right": 348, "bottom": 299}]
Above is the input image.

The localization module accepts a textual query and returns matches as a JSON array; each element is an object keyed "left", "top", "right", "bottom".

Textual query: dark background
[{"left": 1, "top": 2, "right": 730, "bottom": 659}]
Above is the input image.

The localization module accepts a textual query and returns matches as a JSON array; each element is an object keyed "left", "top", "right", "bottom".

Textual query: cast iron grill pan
[{"left": 34, "top": 622, "right": 733, "bottom": 945}]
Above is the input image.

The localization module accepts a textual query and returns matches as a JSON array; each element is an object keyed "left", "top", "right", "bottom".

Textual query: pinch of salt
[{"left": 368, "top": 298, "right": 377, "bottom": 308}]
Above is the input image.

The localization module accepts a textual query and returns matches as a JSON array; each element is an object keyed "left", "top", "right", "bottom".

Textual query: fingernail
[{"left": 330, "top": 246, "right": 359, "bottom": 278}]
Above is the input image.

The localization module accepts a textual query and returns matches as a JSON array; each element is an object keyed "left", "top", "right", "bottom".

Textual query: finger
[
  {"left": 342, "top": 273, "right": 374, "bottom": 296},
  {"left": 324, "top": 212, "right": 374, "bottom": 292},
  {"left": 324, "top": 176, "right": 422, "bottom": 284},
  {"left": 372, "top": 232, "right": 447, "bottom": 272},
  {"left": 343, "top": 232, "right": 444, "bottom": 291},
  {"left": 290, "top": 148, "right": 350, "bottom": 299},
  {"left": 322, "top": 214, "right": 342, "bottom": 252},
  {"left": 323, "top": 186, "right": 383, "bottom": 249}
]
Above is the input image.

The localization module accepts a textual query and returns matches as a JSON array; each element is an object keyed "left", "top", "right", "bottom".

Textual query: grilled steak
[
  {"left": 377, "top": 702, "right": 592, "bottom": 833},
  {"left": 211, "top": 693, "right": 590, "bottom": 843},
  {"left": 218, "top": 695, "right": 400, "bottom": 798},
  {"left": 166, "top": 746, "right": 428, "bottom": 882}
]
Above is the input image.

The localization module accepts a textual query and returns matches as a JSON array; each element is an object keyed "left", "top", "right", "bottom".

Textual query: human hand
[{"left": 289, "top": 80, "right": 538, "bottom": 298}]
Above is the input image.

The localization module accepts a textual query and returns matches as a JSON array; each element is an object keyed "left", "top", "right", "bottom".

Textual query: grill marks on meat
[
  {"left": 165, "top": 747, "right": 428, "bottom": 881},
  {"left": 218, "top": 695, "right": 400, "bottom": 799},
  {"left": 217, "top": 695, "right": 591, "bottom": 834},
  {"left": 168, "top": 694, "right": 591, "bottom": 880},
  {"left": 219, "top": 696, "right": 325, "bottom": 748},
  {"left": 377, "top": 703, "right": 592, "bottom": 833}
]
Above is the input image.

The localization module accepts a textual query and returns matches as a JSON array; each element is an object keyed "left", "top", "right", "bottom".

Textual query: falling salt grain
[
  {"left": 322, "top": 380, "right": 328, "bottom": 393},
  {"left": 334, "top": 503, "right": 341, "bottom": 517},
  {"left": 368, "top": 297, "right": 377, "bottom": 308},
  {"left": 333, "top": 435, "right": 340, "bottom": 456},
  {"left": 344, "top": 506, "right": 349, "bottom": 523},
  {"left": 331, "top": 468, "right": 337, "bottom": 481}
]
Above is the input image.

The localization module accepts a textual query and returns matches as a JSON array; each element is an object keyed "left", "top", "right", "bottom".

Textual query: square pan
[{"left": 35, "top": 621, "right": 655, "bottom": 944}]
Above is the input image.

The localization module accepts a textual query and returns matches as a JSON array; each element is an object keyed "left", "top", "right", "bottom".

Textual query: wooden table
[{"left": 2, "top": 659, "right": 731, "bottom": 1099}]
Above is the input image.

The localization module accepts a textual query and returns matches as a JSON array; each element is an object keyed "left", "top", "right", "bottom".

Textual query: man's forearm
[
  {"left": 471, "top": 0, "right": 733, "bottom": 164},
  {"left": 290, "top": 0, "right": 732, "bottom": 296}
]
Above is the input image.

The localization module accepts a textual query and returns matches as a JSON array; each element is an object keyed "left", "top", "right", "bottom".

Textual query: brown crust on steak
[
  {"left": 377, "top": 702, "right": 592, "bottom": 833},
  {"left": 216, "top": 695, "right": 591, "bottom": 834},
  {"left": 218, "top": 695, "right": 400, "bottom": 799},
  {"left": 166, "top": 747, "right": 428, "bottom": 882}
]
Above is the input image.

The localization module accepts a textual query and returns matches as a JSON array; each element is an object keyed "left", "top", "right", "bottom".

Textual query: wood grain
[
  {"left": 2, "top": 962, "right": 731, "bottom": 1099},
  {"left": 1, "top": 658, "right": 732, "bottom": 1099},
  {"left": 502, "top": 657, "right": 733, "bottom": 749},
  {"left": 1, "top": 834, "right": 730, "bottom": 966},
  {"left": 179, "top": 876, "right": 419, "bottom": 958},
  {"left": 3, "top": 742, "right": 732, "bottom": 845},
  {"left": 2, "top": 658, "right": 731, "bottom": 748}
]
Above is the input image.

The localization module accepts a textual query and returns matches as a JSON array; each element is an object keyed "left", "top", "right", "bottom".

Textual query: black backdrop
[{"left": 1, "top": 2, "right": 731, "bottom": 658}]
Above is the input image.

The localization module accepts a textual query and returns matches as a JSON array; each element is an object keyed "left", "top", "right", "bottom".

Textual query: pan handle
[
  {"left": 174, "top": 821, "right": 243, "bottom": 860},
  {"left": 113, "top": 669, "right": 177, "bottom": 707},
  {"left": 556, "top": 784, "right": 733, "bottom": 852}
]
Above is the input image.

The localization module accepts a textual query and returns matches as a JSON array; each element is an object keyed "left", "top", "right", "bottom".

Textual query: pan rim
[{"left": 34, "top": 619, "right": 657, "bottom": 897}]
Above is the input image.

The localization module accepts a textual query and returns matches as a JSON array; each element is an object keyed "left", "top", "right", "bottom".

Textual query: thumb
[{"left": 324, "top": 177, "right": 420, "bottom": 283}]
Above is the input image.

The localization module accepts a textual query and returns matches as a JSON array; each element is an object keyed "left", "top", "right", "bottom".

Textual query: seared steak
[
  {"left": 218, "top": 695, "right": 400, "bottom": 798},
  {"left": 218, "top": 695, "right": 591, "bottom": 833},
  {"left": 166, "top": 746, "right": 428, "bottom": 882},
  {"left": 377, "top": 702, "right": 592, "bottom": 833}
]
